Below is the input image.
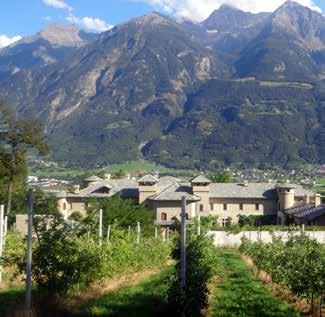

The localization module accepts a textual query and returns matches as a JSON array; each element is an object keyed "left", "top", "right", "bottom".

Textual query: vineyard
[
  {"left": 240, "top": 234, "right": 325, "bottom": 315},
  {"left": 0, "top": 215, "right": 325, "bottom": 316}
]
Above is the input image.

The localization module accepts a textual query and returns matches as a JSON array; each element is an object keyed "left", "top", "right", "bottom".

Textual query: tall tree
[
  {"left": 211, "top": 172, "right": 233, "bottom": 183},
  {"left": 0, "top": 102, "right": 49, "bottom": 215}
]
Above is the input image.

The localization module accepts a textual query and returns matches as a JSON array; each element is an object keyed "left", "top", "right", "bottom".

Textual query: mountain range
[{"left": 0, "top": 1, "right": 324, "bottom": 169}]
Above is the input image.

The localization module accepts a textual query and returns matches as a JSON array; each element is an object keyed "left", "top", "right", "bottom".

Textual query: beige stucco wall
[
  {"left": 57, "top": 197, "right": 87, "bottom": 219},
  {"left": 208, "top": 198, "right": 277, "bottom": 224},
  {"left": 139, "top": 184, "right": 158, "bottom": 204},
  {"left": 192, "top": 185, "right": 210, "bottom": 216},
  {"left": 152, "top": 201, "right": 196, "bottom": 221}
]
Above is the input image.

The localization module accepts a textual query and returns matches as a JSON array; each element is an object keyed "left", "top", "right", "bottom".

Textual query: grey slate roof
[
  {"left": 284, "top": 203, "right": 325, "bottom": 221},
  {"left": 85, "top": 175, "right": 103, "bottom": 182},
  {"left": 209, "top": 183, "right": 277, "bottom": 199},
  {"left": 209, "top": 183, "right": 314, "bottom": 199},
  {"left": 148, "top": 183, "right": 201, "bottom": 202},
  {"left": 191, "top": 174, "right": 212, "bottom": 184},
  {"left": 56, "top": 174, "right": 316, "bottom": 202},
  {"left": 138, "top": 174, "right": 159, "bottom": 183}
]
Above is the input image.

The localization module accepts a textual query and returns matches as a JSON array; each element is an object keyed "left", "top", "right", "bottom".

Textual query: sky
[{"left": 0, "top": 0, "right": 324, "bottom": 48}]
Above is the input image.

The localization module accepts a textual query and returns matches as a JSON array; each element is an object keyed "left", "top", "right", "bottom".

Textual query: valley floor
[{"left": 0, "top": 250, "right": 301, "bottom": 317}]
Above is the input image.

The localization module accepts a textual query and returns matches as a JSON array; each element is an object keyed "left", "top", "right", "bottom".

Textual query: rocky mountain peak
[
  {"left": 133, "top": 12, "right": 173, "bottom": 26},
  {"left": 202, "top": 4, "right": 269, "bottom": 32},
  {"left": 38, "top": 23, "right": 86, "bottom": 47},
  {"left": 270, "top": 0, "right": 325, "bottom": 49}
]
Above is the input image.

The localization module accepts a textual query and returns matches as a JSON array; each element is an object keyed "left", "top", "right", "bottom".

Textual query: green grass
[
  {"left": 0, "top": 287, "right": 25, "bottom": 316},
  {"left": 317, "top": 178, "right": 325, "bottom": 186},
  {"left": 29, "top": 160, "right": 191, "bottom": 180},
  {"left": 76, "top": 270, "right": 170, "bottom": 317},
  {"left": 211, "top": 249, "right": 299, "bottom": 317}
]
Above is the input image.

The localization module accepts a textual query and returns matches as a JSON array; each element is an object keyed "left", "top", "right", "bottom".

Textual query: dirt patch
[
  {"left": 203, "top": 276, "right": 220, "bottom": 317},
  {"left": 66, "top": 267, "right": 163, "bottom": 313}
]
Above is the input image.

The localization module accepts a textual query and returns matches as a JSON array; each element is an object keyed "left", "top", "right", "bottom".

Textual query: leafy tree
[
  {"left": 68, "top": 211, "right": 83, "bottom": 222},
  {"left": 168, "top": 235, "right": 218, "bottom": 316},
  {"left": 0, "top": 102, "right": 49, "bottom": 216},
  {"left": 211, "top": 172, "right": 232, "bottom": 183},
  {"left": 113, "top": 169, "right": 126, "bottom": 179},
  {"left": 87, "top": 196, "right": 154, "bottom": 236},
  {"left": 31, "top": 215, "right": 104, "bottom": 295}
]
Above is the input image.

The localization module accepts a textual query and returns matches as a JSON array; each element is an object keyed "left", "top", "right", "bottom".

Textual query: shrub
[
  {"left": 168, "top": 235, "right": 218, "bottom": 316},
  {"left": 68, "top": 211, "right": 83, "bottom": 222}
]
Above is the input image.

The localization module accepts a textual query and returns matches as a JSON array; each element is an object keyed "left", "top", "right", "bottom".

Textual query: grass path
[
  {"left": 210, "top": 249, "right": 299, "bottom": 317},
  {"left": 74, "top": 269, "right": 170, "bottom": 317}
]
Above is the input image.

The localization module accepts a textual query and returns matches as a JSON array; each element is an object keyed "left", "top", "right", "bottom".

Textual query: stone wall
[{"left": 208, "top": 230, "right": 325, "bottom": 247}]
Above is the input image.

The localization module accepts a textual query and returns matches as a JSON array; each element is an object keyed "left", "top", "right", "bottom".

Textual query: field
[
  {"left": 29, "top": 160, "right": 190, "bottom": 180},
  {"left": 210, "top": 250, "right": 299, "bottom": 317},
  {"left": 1, "top": 219, "right": 323, "bottom": 317},
  {"left": 313, "top": 178, "right": 325, "bottom": 196},
  {"left": 0, "top": 248, "right": 306, "bottom": 317}
]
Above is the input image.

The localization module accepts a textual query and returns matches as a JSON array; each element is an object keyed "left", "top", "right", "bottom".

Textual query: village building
[{"left": 56, "top": 174, "right": 324, "bottom": 226}]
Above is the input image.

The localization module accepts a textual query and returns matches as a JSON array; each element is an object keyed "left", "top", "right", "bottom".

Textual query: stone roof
[
  {"left": 85, "top": 175, "right": 103, "bottom": 182},
  {"left": 284, "top": 203, "right": 325, "bottom": 221},
  {"left": 209, "top": 183, "right": 314, "bottom": 199},
  {"left": 138, "top": 174, "right": 159, "bottom": 183},
  {"left": 58, "top": 178, "right": 139, "bottom": 198},
  {"left": 56, "top": 175, "right": 315, "bottom": 202},
  {"left": 191, "top": 174, "right": 212, "bottom": 184},
  {"left": 209, "top": 183, "right": 277, "bottom": 199},
  {"left": 148, "top": 183, "right": 201, "bottom": 202}
]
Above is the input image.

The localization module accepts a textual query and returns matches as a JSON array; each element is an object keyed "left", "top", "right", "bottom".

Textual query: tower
[
  {"left": 138, "top": 174, "right": 159, "bottom": 204},
  {"left": 191, "top": 174, "right": 211, "bottom": 216},
  {"left": 277, "top": 185, "right": 295, "bottom": 211}
]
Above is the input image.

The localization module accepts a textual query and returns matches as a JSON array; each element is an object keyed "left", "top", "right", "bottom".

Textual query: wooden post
[
  {"left": 197, "top": 213, "right": 201, "bottom": 236},
  {"left": 180, "top": 197, "right": 187, "bottom": 289},
  {"left": 302, "top": 224, "right": 305, "bottom": 233},
  {"left": 136, "top": 222, "right": 140, "bottom": 244},
  {"left": 0, "top": 205, "right": 4, "bottom": 284},
  {"left": 155, "top": 227, "right": 158, "bottom": 239},
  {"left": 167, "top": 227, "right": 170, "bottom": 241},
  {"left": 99, "top": 209, "right": 103, "bottom": 247},
  {"left": 128, "top": 225, "right": 131, "bottom": 237},
  {"left": 107, "top": 225, "right": 111, "bottom": 242},
  {"left": 162, "top": 228, "right": 166, "bottom": 242},
  {"left": 26, "top": 189, "right": 34, "bottom": 312},
  {"left": 180, "top": 197, "right": 187, "bottom": 317}
]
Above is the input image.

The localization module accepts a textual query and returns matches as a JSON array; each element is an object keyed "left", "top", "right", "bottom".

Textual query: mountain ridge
[{"left": 0, "top": 1, "right": 324, "bottom": 169}]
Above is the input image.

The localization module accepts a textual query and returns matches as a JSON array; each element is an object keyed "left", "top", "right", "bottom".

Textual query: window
[
  {"left": 239, "top": 203, "right": 243, "bottom": 211},
  {"left": 222, "top": 218, "right": 230, "bottom": 227},
  {"left": 63, "top": 202, "right": 67, "bottom": 210},
  {"left": 223, "top": 203, "right": 227, "bottom": 211},
  {"left": 161, "top": 213, "right": 167, "bottom": 221},
  {"left": 210, "top": 204, "right": 214, "bottom": 211},
  {"left": 255, "top": 203, "right": 260, "bottom": 211},
  {"left": 199, "top": 204, "right": 204, "bottom": 212}
]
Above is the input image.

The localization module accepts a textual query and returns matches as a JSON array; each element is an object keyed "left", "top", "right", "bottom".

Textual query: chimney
[
  {"left": 304, "top": 194, "right": 310, "bottom": 204},
  {"left": 104, "top": 174, "right": 111, "bottom": 180},
  {"left": 73, "top": 185, "right": 80, "bottom": 194},
  {"left": 314, "top": 194, "right": 321, "bottom": 207}
]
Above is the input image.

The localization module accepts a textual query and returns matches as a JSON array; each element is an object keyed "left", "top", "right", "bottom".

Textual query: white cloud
[
  {"left": 0, "top": 35, "right": 22, "bottom": 48},
  {"left": 43, "top": 0, "right": 73, "bottom": 12},
  {"left": 136, "top": 0, "right": 322, "bottom": 21},
  {"left": 43, "top": 16, "right": 53, "bottom": 21},
  {"left": 67, "top": 15, "right": 113, "bottom": 32}
]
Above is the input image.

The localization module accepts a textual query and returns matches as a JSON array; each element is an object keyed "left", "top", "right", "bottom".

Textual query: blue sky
[{"left": 0, "top": 0, "right": 324, "bottom": 41}]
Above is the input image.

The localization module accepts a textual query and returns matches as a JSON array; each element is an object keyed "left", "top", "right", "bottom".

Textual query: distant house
[{"left": 56, "top": 174, "right": 324, "bottom": 226}]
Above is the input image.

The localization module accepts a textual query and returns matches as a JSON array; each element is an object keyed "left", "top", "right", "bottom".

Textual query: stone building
[{"left": 56, "top": 174, "right": 324, "bottom": 226}]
